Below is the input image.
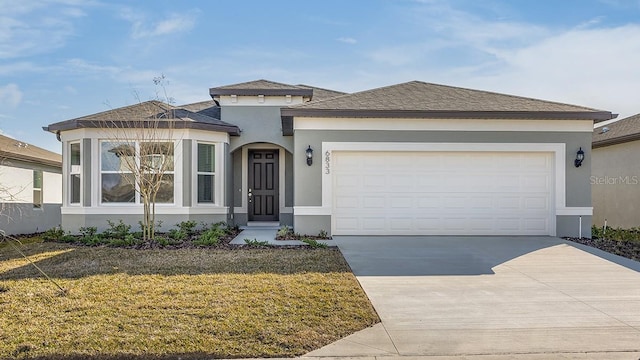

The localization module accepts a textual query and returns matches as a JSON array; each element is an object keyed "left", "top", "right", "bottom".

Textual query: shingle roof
[
  {"left": 295, "top": 84, "right": 347, "bottom": 102},
  {"left": 44, "top": 101, "right": 239, "bottom": 135},
  {"left": 0, "top": 134, "right": 61, "bottom": 168},
  {"left": 209, "top": 79, "right": 313, "bottom": 98},
  {"left": 179, "top": 100, "right": 221, "bottom": 119},
  {"left": 214, "top": 79, "right": 304, "bottom": 91},
  {"left": 281, "top": 80, "right": 614, "bottom": 121},
  {"left": 593, "top": 113, "right": 640, "bottom": 148}
]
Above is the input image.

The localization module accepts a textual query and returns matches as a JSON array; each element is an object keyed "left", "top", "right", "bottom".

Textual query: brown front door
[{"left": 248, "top": 150, "right": 279, "bottom": 221}]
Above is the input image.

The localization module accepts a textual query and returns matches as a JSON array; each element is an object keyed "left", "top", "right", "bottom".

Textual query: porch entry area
[{"left": 248, "top": 149, "right": 279, "bottom": 222}]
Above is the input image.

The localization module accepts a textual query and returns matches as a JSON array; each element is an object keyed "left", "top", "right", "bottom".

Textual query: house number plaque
[{"left": 324, "top": 151, "right": 331, "bottom": 174}]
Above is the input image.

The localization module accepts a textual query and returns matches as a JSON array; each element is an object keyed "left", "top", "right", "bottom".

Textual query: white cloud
[
  {"left": 0, "top": 1, "right": 94, "bottom": 60},
  {"left": 356, "top": 1, "right": 640, "bottom": 119},
  {"left": 120, "top": 8, "right": 198, "bottom": 39},
  {"left": 337, "top": 37, "right": 357, "bottom": 44},
  {"left": 0, "top": 84, "right": 22, "bottom": 107}
]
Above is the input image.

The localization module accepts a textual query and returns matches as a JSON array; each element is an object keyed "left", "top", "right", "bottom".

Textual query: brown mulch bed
[{"left": 564, "top": 237, "right": 640, "bottom": 262}]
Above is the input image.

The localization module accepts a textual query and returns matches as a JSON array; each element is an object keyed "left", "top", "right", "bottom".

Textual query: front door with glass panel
[{"left": 248, "top": 150, "right": 279, "bottom": 221}]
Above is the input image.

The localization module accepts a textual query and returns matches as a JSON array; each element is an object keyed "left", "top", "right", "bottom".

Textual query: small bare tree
[{"left": 98, "top": 76, "right": 178, "bottom": 241}]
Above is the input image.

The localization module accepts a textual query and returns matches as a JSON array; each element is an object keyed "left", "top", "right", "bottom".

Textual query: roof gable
[
  {"left": 210, "top": 79, "right": 313, "bottom": 98},
  {"left": 593, "top": 113, "right": 640, "bottom": 148}
]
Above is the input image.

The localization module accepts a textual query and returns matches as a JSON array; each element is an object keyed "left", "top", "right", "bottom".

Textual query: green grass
[
  {"left": 592, "top": 225, "right": 640, "bottom": 242},
  {"left": 0, "top": 241, "right": 379, "bottom": 359}
]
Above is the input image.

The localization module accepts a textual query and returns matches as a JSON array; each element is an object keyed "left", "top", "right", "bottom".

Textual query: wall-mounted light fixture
[
  {"left": 306, "top": 145, "right": 313, "bottom": 166},
  {"left": 574, "top": 147, "right": 585, "bottom": 167}
]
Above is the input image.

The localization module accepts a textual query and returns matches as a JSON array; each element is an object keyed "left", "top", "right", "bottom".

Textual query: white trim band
[{"left": 556, "top": 207, "right": 593, "bottom": 216}]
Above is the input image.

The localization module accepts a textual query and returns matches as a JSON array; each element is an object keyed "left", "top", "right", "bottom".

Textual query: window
[
  {"left": 141, "top": 142, "right": 174, "bottom": 203},
  {"left": 33, "top": 170, "right": 42, "bottom": 208},
  {"left": 100, "top": 141, "right": 175, "bottom": 204},
  {"left": 101, "top": 141, "right": 135, "bottom": 203},
  {"left": 69, "top": 142, "right": 81, "bottom": 204},
  {"left": 197, "top": 143, "right": 215, "bottom": 203}
]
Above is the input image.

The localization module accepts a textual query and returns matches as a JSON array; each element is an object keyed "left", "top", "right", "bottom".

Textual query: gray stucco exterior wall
[
  {"left": 223, "top": 106, "right": 293, "bottom": 153},
  {"left": 293, "top": 129, "right": 593, "bottom": 237},
  {"left": 0, "top": 203, "right": 61, "bottom": 235},
  {"left": 592, "top": 140, "right": 640, "bottom": 228}
]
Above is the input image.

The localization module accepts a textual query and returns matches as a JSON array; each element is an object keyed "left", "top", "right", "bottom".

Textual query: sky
[{"left": 2, "top": 0, "right": 640, "bottom": 154}]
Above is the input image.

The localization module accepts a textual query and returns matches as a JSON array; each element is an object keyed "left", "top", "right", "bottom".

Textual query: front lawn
[{"left": 0, "top": 241, "right": 379, "bottom": 359}]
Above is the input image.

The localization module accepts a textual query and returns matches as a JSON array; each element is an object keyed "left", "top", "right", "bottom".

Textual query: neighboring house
[
  {"left": 0, "top": 134, "right": 62, "bottom": 235},
  {"left": 592, "top": 114, "right": 640, "bottom": 228},
  {"left": 45, "top": 80, "right": 615, "bottom": 237}
]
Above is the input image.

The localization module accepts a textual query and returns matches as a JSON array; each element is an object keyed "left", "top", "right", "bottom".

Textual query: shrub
[
  {"left": 79, "top": 226, "right": 98, "bottom": 238},
  {"left": 168, "top": 228, "right": 188, "bottom": 241},
  {"left": 277, "top": 225, "right": 292, "bottom": 237},
  {"left": 592, "top": 225, "right": 640, "bottom": 242},
  {"left": 177, "top": 220, "right": 198, "bottom": 236},
  {"left": 244, "top": 238, "right": 270, "bottom": 247},
  {"left": 108, "top": 234, "right": 138, "bottom": 247},
  {"left": 42, "top": 226, "right": 66, "bottom": 241},
  {"left": 302, "top": 238, "right": 328, "bottom": 249},
  {"left": 317, "top": 229, "right": 329, "bottom": 238},
  {"left": 103, "top": 220, "right": 131, "bottom": 239},
  {"left": 193, "top": 224, "right": 226, "bottom": 246},
  {"left": 79, "top": 226, "right": 103, "bottom": 246},
  {"left": 193, "top": 230, "right": 221, "bottom": 246}
]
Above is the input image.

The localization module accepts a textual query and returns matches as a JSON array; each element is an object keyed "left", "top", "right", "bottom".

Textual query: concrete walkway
[
  {"left": 230, "top": 224, "right": 335, "bottom": 246},
  {"left": 305, "top": 236, "right": 640, "bottom": 359}
]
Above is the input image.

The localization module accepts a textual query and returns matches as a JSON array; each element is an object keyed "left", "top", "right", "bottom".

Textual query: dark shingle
[
  {"left": 210, "top": 79, "right": 313, "bottom": 98},
  {"left": 0, "top": 134, "right": 61, "bottom": 167},
  {"left": 290, "top": 80, "right": 607, "bottom": 113},
  {"left": 593, "top": 113, "right": 640, "bottom": 148},
  {"left": 44, "top": 101, "right": 239, "bottom": 135}
]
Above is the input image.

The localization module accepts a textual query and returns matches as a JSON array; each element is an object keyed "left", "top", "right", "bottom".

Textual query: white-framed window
[
  {"left": 33, "top": 170, "right": 42, "bottom": 209},
  {"left": 69, "top": 142, "right": 81, "bottom": 204},
  {"left": 196, "top": 142, "right": 215, "bottom": 204},
  {"left": 99, "top": 140, "right": 175, "bottom": 205},
  {"left": 100, "top": 141, "right": 136, "bottom": 203},
  {"left": 140, "top": 142, "right": 174, "bottom": 204}
]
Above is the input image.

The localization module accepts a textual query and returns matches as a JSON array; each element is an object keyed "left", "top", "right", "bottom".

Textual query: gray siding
[{"left": 0, "top": 203, "right": 61, "bottom": 235}]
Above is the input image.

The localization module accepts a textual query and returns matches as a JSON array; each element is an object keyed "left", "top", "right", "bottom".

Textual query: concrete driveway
[{"left": 306, "top": 236, "right": 640, "bottom": 359}]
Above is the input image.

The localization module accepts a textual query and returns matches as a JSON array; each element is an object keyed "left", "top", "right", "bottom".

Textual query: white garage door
[{"left": 332, "top": 151, "right": 554, "bottom": 235}]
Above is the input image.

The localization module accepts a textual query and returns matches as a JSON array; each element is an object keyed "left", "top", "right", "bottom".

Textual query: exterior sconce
[
  {"left": 574, "top": 147, "right": 584, "bottom": 167},
  {"left": 306, "top": 145, "right": 313, "bottom": 166}
]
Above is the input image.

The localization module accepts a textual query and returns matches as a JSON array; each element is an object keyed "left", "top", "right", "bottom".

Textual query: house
[
  {"left": 44, "top": 80, "right": 615, "bottom": 237},
  {"left": 592, "top": 114, "right": 640, "bottom": 228},
  {"left": 0, "top": 134, "right": 62, "bottom": 235}
]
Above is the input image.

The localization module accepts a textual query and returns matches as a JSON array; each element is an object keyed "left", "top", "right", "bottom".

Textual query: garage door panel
[{"left": 332, "top": 151, "right": 553, "bottom": 236}]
